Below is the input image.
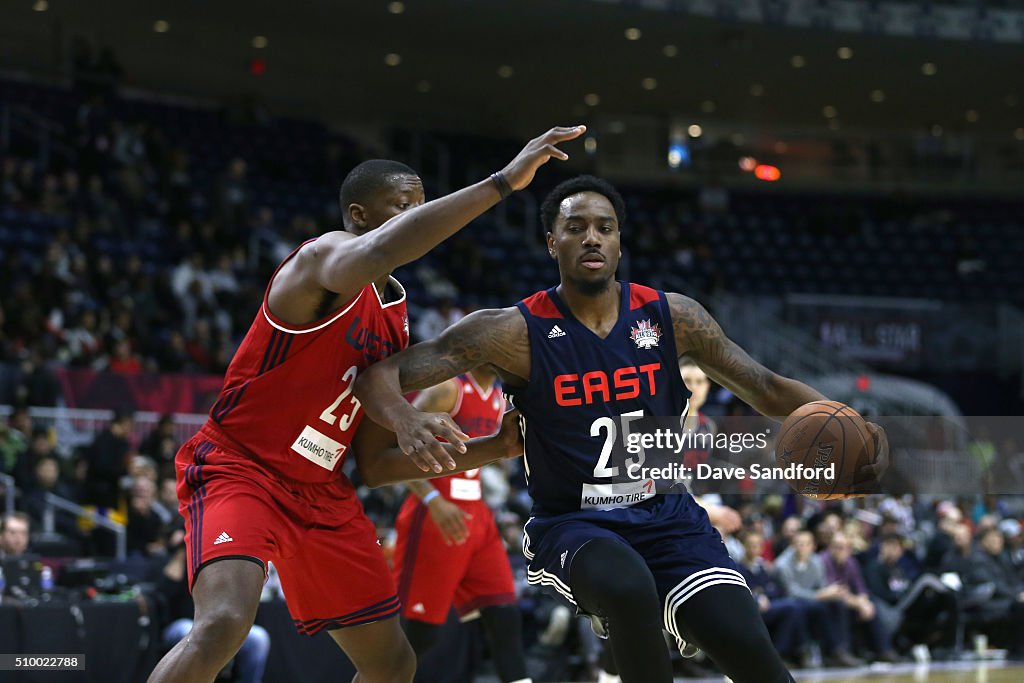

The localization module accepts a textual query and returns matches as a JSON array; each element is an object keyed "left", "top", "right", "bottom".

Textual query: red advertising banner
[{"left": 55, "top": 367, "right": 225, "bottom": 413}]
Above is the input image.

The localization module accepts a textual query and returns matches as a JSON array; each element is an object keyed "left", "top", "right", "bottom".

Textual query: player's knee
[
  {"left": 572, "top": 539, "right": 658, "bottom": 612},
  {"left": 192, "top": 603, "right": 256, "bottom": 652},
  {"left": 363, "top": 639, "right": 416, "bottom": 683}
]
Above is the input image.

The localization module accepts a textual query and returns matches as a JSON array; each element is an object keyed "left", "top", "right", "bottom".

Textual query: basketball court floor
[{"left": 673, "top": 660, "right": 1024, "bottom": 682}]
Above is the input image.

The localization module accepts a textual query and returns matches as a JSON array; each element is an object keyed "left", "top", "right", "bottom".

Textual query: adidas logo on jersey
[
  {"left": 548, "top": 325, "right": 566, "bottom": 339},
  {"left": 411, "top": 603, "right": 426, "bottom": 614},
  {"left": 213, "top": 531, "right": 234, "bottom": 545}
]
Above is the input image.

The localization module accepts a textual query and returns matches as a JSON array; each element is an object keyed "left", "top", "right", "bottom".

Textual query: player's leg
[
  {"left": 570, "top": 538, "right": 674, "bottom": 683},
  {"left": 454, "top": 510, "right": 530, "bottom": 682},
  {"left": 328, "top": 616, "right": 415, "bottom": 683},
  {"left": 147, "top": 558, "right": 266, "bottom": 683},
  {"left": 671, "top": 583, "right": 794, "bottom": 683},
  {"left": 391, "top": 497, "right": 466, "bottom": 657}
]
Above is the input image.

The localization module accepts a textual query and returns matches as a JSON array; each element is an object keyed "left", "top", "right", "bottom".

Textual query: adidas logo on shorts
[
  {"left": 411, "top": 603, "right": 426, "bottom": 614},
  {"left": 213, "top": 531, "right": 234, "bottom": 545},
  {"left": 548, "top": 325, "right": 566, "bottom": 339}
]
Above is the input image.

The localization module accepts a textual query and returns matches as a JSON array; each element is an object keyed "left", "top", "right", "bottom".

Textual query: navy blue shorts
[{"left": 523, "top": 493, "right": 747, "bottom": 651}]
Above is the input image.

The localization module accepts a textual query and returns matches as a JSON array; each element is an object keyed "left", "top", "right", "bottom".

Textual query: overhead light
[
  {"left": 251, "top": 36, "right": 268, "bottom": 49},
  {"left": 790, "top": 55, "right": 805, "bottom": 68},
  {"left": 584, "top": 93, "right": 600, "bottom": 107},
  {"left": 584, "top": 137, "right": 598, "bottom": 154},
  {"left": 922, "top": 62, "right": 937, "bottom": 76},
  {"left": 1015, "top": 128, "right": 1024, "bottom": 141},
  {"left": 822, "top": 105, "right": 838, "bottom": 119},
  {"left": 641, "top": 77, "right": 657, "bottom": 90},
  {"left": 965, "top": 109, "right": 979, "bottom": 123},
  {"left": 750, "top": 83, "right": 765, "bottom": 97},
  {"left": 497, "top": 65, "right": 514, "bottom": 78},
  {"left": 870, "top": 89, "right": 886, "bottom": 103},
  {"left": 837, "top": 47, "right": 853, "bottom": 60},
  {"left": 931, "top": 124, "right": 943, "bottom": 136},
  {"left": 828, "top": 119, "right": 841, "bottom": 130},
  {"left": 32, "top": 0, "right": 48, "bottom": 11},
  {"left": 738, "top": 156, "right": 757, "bottom": 172},
  {"left": 754, "top": 164, "right": 781, "bottom": 182},
  {"left": 416, "top": 80, "right": 431, "bottom": 93},
  {"left": 662, "top": 45, "right": 678, "bottom": 57},
  {"left": 153, "top": 20, "right": 170, "bottom": 33},
  {"left": 384, "top": 53, "right": 402, "bottom": 66},
  {"left": 688, "top": 124, "right": 703, "bottom": 138},
  {"left": 701, "top": 100, "right": 716, "bottom": 113},
  {"left": 625, "top": 28, "right": 642, "bottom": 41},
  {"left": 387, "top": 1, "right": 405, "bottom": 14}
]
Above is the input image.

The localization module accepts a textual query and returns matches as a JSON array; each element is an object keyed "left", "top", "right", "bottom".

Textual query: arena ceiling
[{"left": 1, "top": 0, "right": 1022, "bottom": 141}]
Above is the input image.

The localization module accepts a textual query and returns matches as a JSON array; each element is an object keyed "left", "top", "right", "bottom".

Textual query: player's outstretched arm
[
  {"left": 667, "top": 292, "right": 826, "bottom": 418},
  {"left": 669, "top": 293, "right": 890, "bottom": 489},
  {"left": 353, "top": 411, "right": 523, "bottom": 488},
  {"left": 354, "top": 307, "right": 527, "bottom": 472},
  {"left": 312, "top": 126, "right": 585, "bottom": 304}
]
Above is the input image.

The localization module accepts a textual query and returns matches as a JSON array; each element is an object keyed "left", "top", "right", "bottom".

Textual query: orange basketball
[{"left": 774, "top": 400, "right": 875, "bottom": 500}]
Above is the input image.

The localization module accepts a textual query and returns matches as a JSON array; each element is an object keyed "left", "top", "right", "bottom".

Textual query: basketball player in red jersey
[
  {"left": 393, "top": 367, "right": 531, "bottom": 683},
  {"left": 146, "top": 125, "right": 584, "bottom": 683}
]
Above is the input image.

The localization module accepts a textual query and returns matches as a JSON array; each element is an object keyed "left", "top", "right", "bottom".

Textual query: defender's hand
[
  {"left": 495, "top": 408, "right": 525, "bottom": 459},
  {"left": 426, "top": 496, "right": 472, "bottom": 545},
  {"left": 501, "top": 126, "right": 586, "bottom": 191},
  {"left": 398, "top": 409, "right": 469, "bottom": 473}
]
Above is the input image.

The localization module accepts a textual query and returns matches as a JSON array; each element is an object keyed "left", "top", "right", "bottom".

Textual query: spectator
[
  {"left": 126, "top": 477, "right": 166, "bottom": 557},
  {"left": 156, "top": 533, "right": 270, "bottom": 682},
  {"left": 776, "top": 530, "right": 862, "bottom": 667},
  {"left": 772, "top": 515, "right": 801, "bottom": 559},
  {"left": 925, "top": 501, "right": 964, "bottom": 570},
  {"left": 414, "top": 297, "right": 464, "bottom": 342},
  {"left": 0, "top": 511, "right": 31, "bottom": 559},
  {"left": 863, "top": 532, "right": 957, "bottom": 652},
  {"left": 140, "top": 414, "right": 179, "bottom": 465},
  {"left": 82, "top": 410, "right": 133, "bottom": 509},
  {"left": 961, "top": 527, "right": 1024, "bottom": 657},
  {"left": 0, "top": 414, "right": 28, "bottom": 477},
  {"left": 737, "top": 530, "right": 808, "bottom": 667}
]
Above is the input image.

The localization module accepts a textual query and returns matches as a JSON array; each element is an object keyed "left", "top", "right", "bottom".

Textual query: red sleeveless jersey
[
  {"left": 433, "top": 374, "right": 504, "bottom": 502},
  {"left": 201, "top": 239, "right": 409, "bottom": 484}
]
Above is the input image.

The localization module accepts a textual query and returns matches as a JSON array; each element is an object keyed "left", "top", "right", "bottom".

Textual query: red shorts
[
  {"left": 392, "top": 495, "right": 516, "bottom": 625},
  {"left": 176, "top": 427, "right": 399, "bottom": 635}
]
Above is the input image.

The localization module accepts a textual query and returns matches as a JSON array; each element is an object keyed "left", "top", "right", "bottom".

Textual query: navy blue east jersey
[{"left": 509, "top": 282, "right": 690, "bottom": 516}]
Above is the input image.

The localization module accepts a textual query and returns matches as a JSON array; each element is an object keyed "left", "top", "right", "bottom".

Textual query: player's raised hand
[
  {"left": 500, "top": 126, "right": 586, "bottom": 191},
  {"left": 426, "top": 496, "right": 472, "bottom": 545},
  {"left": 397, "top": 410, "right": 469, "bottom": 473}
]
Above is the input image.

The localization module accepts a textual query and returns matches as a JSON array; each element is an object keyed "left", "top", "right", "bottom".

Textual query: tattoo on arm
[
  {"left": 668, "top": 293, "right": 774, "bottom": 401},
  {"left": 396, "top": 308, "right": 527, "bottom": 392}
]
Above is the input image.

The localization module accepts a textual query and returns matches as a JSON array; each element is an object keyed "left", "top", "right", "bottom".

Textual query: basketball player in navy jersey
[{"left": 353, "top": 175, "right": 889, "bottom": 683}]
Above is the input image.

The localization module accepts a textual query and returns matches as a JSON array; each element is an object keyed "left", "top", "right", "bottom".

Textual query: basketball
[{"left": 774, "top": 400, "right": 875, "bottom": 500}]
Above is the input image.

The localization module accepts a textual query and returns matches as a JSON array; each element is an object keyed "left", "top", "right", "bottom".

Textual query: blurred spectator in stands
[
  {"left": 157, "top": 478, "right": 183, "bottom": 530},
  {"left": 773, "top": 516, "right": 802, "bottom": 559},
  {"left": 738, "top": 530, "right": 808, "bottom": 668},
  {"left": 64, "top": 309, "right": 102, "bottom": 367},
  {"left": 0, "top": 413, "right": 28, "bottom": 478},
  {"left": 941, "top": 523, "right": 975, "bottom": 578},
  {"left": 23, "top": 456, "right": 81, "bottom": 538},
  {"left": 864, "top": 532, "right": 956, "bottom": 652},
  {"left": 961, "top": 527, "right": 1024, "bottom": 656},
  {"left": 821, "top": 531, "right": 898, "bottom": 661},
  {"left": 925, "top": 501, "right": 963, "bottom": 570},
  {"left": 156, "top": 533, "right": 270, "bottom": 682},
  {"left": 218, "top": 157, "right": 251, "bottom": 232},
  {"left": 107, "top": 338, "right": 143, "bottom": 374},
  {"left": 1001, "top": 518, "right": 1024, "bottom": 571},
  {"left": 776, "top": 530, "right": 862, "bottom": 667},
  {"left": 82, "top": 409, "right": 133, "bottom": 509},
  {"left": 127, "top": 476, "right": 166, "bottom": 556},
  {"left": 415, "top": 297, "right": 464, "bottom": 342},
  {"left": 811, "top": 510, "right": 843, "bottom": 551},
  {"left": 0, "top": 511, "right": 30, "bottom": 559},
  {"left": 140, "top": 414, "right": 179, "bottom": 465}
]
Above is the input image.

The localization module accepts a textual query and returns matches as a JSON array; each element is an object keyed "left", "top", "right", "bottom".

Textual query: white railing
[{"left": 41, "top": 493, "right": 126, "bottom": 561}]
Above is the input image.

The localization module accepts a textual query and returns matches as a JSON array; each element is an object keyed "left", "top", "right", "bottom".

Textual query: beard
[{"left": 568, "top": 272, "right": 615, "bottom": 296}]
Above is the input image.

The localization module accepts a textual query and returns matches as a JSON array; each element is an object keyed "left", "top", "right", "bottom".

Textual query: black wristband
[{"left": 490, "top": 172, "right": 514, "bottom": 200}]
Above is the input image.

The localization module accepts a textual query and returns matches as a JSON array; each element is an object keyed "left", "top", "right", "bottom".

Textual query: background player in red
[
  {"left": 147, "top": 125, "right": 584, "bottom": 683},
  {"left": 393, "top": 367, "right": 531, "bottom": 683}
]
